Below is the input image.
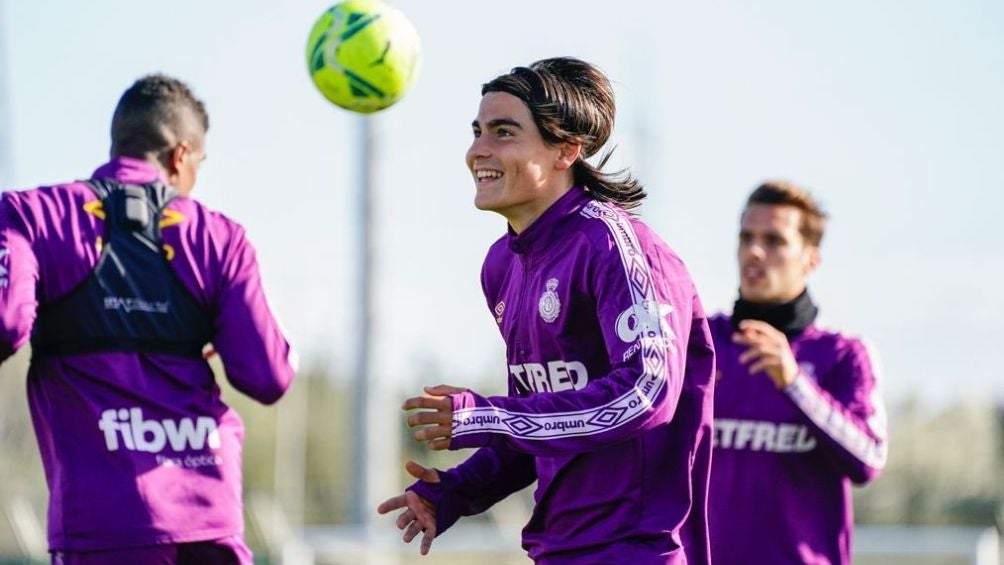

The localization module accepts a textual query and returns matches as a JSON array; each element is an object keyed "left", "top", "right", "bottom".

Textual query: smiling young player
[{"left": 378, "top": 57, "right": 716, "bottom": 564}]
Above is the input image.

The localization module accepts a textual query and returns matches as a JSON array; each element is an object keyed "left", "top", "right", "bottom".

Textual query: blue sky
[{"left": 1, "top": 0, "right": 1002, "bottom": 408}]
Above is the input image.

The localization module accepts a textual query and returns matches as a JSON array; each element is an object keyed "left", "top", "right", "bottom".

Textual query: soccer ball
[{"left": 306, "top": 0, "right": 422, "bottom": 114}]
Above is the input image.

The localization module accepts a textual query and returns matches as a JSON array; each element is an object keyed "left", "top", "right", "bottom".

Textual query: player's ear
[
  {"left": 161, "top": 142, "right": 195, "bottom": 193},
  {"left": 166, "top": 142, "right": 190, "bottom": 175},
  {"left": 554, "top": 142, "right": 581, "bottom": 171},
  {"left": 803, "top": 245, "right": 821, "bottom": 275}
]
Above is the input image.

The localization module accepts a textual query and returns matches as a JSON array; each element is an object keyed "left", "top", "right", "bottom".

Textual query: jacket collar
[
  {"left": 91, "top": 156, "right": 169, "bottom": 186},
  {"left": 507, "top": 186, "right": 590, "bottom": 256}
]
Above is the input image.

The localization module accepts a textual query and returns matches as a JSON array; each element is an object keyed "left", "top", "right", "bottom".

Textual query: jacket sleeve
[
  {"left": 784, "top": 338, "right": 887, "bottom": 483},
  {"left": 452, "top": 218, "right": 693, "bottom": 456},
  {"left": 407, "top": 443, "right": 536, "bottom": 535},
  {"left": 0, "top": 194, "right": 38, "bottom": 361},
  {"left": 212, "top": 226, "right": 296, "bottom": 404}
]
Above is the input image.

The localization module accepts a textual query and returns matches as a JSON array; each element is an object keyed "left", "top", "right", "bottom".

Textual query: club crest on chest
[{"left": 538, "top": 278, "right": 561, "bottom": 323}]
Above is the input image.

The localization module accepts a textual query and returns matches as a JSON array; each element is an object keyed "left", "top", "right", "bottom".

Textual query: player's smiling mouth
[{"left": 475, "top": 169, "right": 503, "bottom": 184}]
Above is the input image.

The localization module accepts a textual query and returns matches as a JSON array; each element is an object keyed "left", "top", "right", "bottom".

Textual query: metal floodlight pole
[
  {"left": 349, "top": 111, "right": 400, "bottom": 565},
  {"left": 351, "top": 115, "right": 374, "bottom": 528}
]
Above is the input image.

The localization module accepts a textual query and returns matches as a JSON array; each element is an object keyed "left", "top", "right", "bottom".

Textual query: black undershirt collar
[{"left": 732, "top": 289, "right": 818, "bottom": 337}]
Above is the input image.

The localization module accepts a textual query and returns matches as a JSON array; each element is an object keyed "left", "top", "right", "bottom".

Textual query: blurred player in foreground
[
  {"left": 708, "top": 181, "right": 887, "bottom": 564},
  {"left": 378, "top": 56, "right": 716, "bottom": 564},
  {"left": 0, "top": 74, "right": 296, "bottom": 564}
]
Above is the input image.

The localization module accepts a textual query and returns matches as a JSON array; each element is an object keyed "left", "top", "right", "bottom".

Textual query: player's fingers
[
  {"left": 749, "top": 358, "right": 771, "bottom": 375},
  {"left": 732, "top": 328, "right": 771, "bottom": 347},
  {"left": 419, "top": 525, "right": 437, "bottom": 555},
  {"left": 428, "top": 437, "right": 451, "bottom": 451},
  {"left": 737, "top": 348, "right": 753, "bottom": 363},
  {"left": 740, "top": 321, "right": 791, "bottom": 353},
  {"left": 425, "top": 384, "right": 466, "bottom": 396},
  {"left": 402, "top": 396, "right": 450, "bottom": 411},
  {"left": 407, "top": 411, "right": 451, "bottom": 428},
  {"left": 413, "top": 424, "right": 451, "bottom": 442},
  {"left": 395, "top": 508, "right": 416, "bottom": 529},
  {"left": 738, "top": 319, "right": 775, "bottom": 335},
  {"left": 376, "top": 494, "right": 407, "bottom": 515},
  {"left": 402, "top": 520, "right": 423, "bottom": 543},
  {"left": 404, "top": 460, "right": 441, "bottom": 483},
  {"left": 731, "top": 331, "right": 753, "bottom": 345},
  {"left": 408, "top": 491, "right": 438, "bottom": 522},
  {"left": 737, "top": 347, "right": 764, "bottom": 364}
]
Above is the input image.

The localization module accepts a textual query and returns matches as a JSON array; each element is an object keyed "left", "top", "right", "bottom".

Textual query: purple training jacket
[
  {"left": 0, "top": 157, "right": 296, "bottom": 551},
  {"left": 412, "top": 186, "right": 716, "bottom": 564},
  {"left": 708, "top": 313, "right": 887, "bottom": 565}
]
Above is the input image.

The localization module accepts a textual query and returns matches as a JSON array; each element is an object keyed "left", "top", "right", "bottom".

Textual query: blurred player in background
[
  {"left": 0, "top": 74, "right": 296, "bottom": 564},
  {"left": 708, "top": 181, "right": 887, "bottom": 564},
  {"left": 378, "top": 56, "right": 715, "bottom": 564}
]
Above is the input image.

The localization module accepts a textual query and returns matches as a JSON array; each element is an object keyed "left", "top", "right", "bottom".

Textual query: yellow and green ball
[{"left": 306, "top": 0, "right": 421, "bottom": 114}]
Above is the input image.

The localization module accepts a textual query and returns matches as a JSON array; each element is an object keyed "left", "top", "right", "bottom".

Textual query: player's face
[
  {"left": 738, "top": 203, "right": 819, "bottom": 304},
  {"left": 466, "top": 92, "right": 575, "bottom": 232}
]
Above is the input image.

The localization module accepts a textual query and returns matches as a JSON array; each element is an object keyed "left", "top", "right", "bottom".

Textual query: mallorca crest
[{"left": 538, "top": 278, "right": 561, "bottom": 323}]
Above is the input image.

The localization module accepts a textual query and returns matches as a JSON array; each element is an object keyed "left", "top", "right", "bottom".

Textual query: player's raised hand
[
  {"left": 402, "top": 384, "right": 466, "bottom": 450},
  {"left": 732, "top": 319, "right": 799, "bottom": 389},
  {"left": 376, "top": 460, "right": 441, "bottom": 555}
]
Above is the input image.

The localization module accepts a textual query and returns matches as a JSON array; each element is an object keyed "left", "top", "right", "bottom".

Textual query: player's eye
[
  {"left": 472, "top": 127, "right": 482, "bottom": 138},
  {"left": 496, "top": 128, "right": 513, "bottom": 138}
]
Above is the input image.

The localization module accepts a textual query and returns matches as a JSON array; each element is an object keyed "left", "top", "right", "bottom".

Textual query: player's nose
[
  {"left": 740, "top": 241, "right": 766, "bottom": 262},
  {"left": 466, "top": 140, "right": 491, "bottom": 169}
]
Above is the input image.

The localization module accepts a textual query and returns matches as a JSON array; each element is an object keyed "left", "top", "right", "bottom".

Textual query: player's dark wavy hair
[
  {"left": 481, "top": 57, "right": 646, "bottom": 210},
  {"left": 111, "top": 73, "right": 209, "bottom": 160}
]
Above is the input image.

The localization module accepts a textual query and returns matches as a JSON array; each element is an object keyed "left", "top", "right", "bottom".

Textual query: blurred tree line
[
  {"left": 1, "top": 350, "right": 1002, "bottom": 560},
  {"left": 854, "top": 396, "right": 1004, "bottom": 526}
]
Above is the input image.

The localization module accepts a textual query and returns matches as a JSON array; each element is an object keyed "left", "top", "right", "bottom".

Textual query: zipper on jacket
[{"left": 513, "top": 254, "right": 531, "bottom": 360}]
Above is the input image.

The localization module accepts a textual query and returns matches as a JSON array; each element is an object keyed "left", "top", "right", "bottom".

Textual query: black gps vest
[{"left": 30, "top": 179, "right": 214, "bottom": 359}]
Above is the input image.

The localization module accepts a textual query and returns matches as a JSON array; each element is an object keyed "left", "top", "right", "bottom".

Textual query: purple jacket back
[{"left": 0, "top": 158, "right": 296, "bottom": 551}]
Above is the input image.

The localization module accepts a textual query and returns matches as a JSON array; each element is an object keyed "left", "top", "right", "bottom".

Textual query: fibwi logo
[{"left": 98, "top": 408, "right": 221, "bottom": 453}]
